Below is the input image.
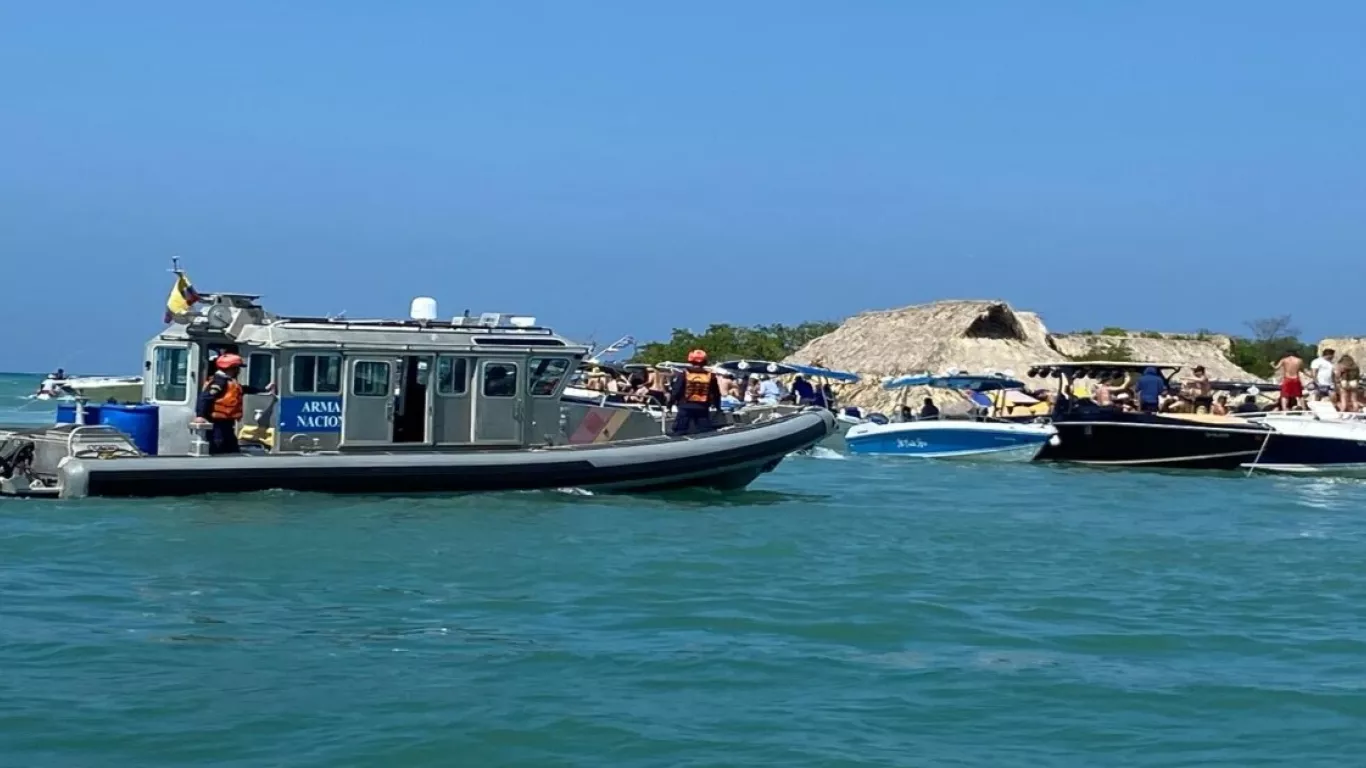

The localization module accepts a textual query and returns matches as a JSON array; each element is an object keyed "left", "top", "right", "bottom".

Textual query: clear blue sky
[{"left": 3, "top": 1, "right": 1362, "bottom": 373}]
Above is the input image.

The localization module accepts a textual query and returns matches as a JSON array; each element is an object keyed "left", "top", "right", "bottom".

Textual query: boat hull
[
  {"left": 845, "top": 421, "right": 1056, "bottom": 461},
  {"left": 1037, "top": 416, "right": 1270, "bottom": 470},
  {"left": 37, "top": 376, "right": 143, "bottom": 403},
  {"left": 1245, "top": 417, "right": 1366, "bottom": 477},
  {"left": 49, "top": 410, "right": 835, "bottom": 499}
]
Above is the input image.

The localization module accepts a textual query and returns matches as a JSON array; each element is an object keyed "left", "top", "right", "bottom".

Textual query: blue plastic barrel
[
  {"left": 55, "top": 403, "right": 103, "bottom": 425},
  {"left": 96, "top": 404, "right": 160, "bottom": 455}
]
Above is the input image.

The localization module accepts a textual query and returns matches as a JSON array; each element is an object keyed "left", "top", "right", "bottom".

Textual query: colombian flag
[{"left": 163, "top": 272, "right": 202, "bottom": 323}]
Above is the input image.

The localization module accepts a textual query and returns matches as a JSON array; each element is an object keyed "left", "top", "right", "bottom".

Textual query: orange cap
[{"left": 215, "top": 353, "right": 244, "bottom": 370}]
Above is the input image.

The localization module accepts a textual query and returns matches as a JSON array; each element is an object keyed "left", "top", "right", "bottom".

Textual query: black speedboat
[{"left": 1029, "top": 362, "right": 1274, "bottom": 470}]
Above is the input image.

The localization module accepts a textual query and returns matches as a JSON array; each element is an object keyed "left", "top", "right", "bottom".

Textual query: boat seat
[{"left": 1308, "top": 401, "right": 1340, "bottom": 418}]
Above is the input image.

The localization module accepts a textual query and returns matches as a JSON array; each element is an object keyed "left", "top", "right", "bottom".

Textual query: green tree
[
  {"left": 1225, "top": 315, "right": 1316, "bottom": 378},
  {"left": 632, "top": 321, "right": 840, "bottom": 365}
]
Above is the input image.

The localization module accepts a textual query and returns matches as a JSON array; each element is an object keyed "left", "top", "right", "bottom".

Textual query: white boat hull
[
  {"left": 845, "top": 419, "right": 1057, "bottom": 461},
  {"left": 1242, "top": 414, "right": 1366, "bottom": 478},
  {"left": 36, "top": 376, "right": 143, "bottom": 404}
]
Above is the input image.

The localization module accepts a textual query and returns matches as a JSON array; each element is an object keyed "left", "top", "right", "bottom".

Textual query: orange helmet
[
  {"left": 687, "top": 349, "right": 708, "bottom": 364},
  {"left": 215, "top": 353, "right": 244, "bottom": 370}
]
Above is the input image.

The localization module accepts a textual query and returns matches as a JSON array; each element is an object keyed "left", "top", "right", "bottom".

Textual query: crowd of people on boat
[
  {"left": 579, "top": 360, "right": 835, "bottom": 412},
  {"left": 1276, "top": 348, "right": 1361, "bottom": 413},
  {"left": 1074, "top": 365, "right": 1262, "bottom": 416},
  {"left": 1047, "top": 350, "right": 1364, "bottom": 418}
]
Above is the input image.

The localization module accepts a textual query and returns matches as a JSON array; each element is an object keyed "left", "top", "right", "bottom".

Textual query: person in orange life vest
[
  {"left": 669, "top": 349, "right": 722, "bottom": 435},
  {"left": 192, "top": 354, "right": 274, "bottom": 455}
]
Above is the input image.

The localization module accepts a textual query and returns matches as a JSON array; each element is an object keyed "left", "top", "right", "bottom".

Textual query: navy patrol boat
[{"left": 0, "top": 290, "right": 833, "bottom": 499}]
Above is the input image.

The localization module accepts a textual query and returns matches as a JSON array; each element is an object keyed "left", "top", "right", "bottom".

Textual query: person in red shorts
[{"left": 1275, "top": 350, "right": 1306, "bottom": 411}]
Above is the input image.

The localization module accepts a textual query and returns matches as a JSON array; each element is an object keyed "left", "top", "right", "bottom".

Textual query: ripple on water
[{"left": 2, "top": 448, "right": 1366, "bottom": 765}]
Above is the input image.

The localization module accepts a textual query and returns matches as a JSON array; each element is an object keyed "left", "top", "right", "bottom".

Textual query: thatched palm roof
[
  {"left": 1319, "top": 337, "right": 1366, "bottom": 364},
  {"left": 790, "top": 300, "right": 1052, "bottom": 375},
  {"left": 1049, "top": 334, "right": 1252, "bottom": 381},
  {"left": 786, "top": 300, "right": 1056, "bottom": 412},
  {"left": 785, "top": 299, "right": 1260, "bottom": 414}
]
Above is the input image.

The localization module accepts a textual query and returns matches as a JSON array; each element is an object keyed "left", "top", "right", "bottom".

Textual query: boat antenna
[{"left": 169, "top": 255, "right": 183, "bottom": 276}]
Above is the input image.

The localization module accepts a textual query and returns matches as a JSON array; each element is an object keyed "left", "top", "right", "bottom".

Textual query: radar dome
[{"left": 409, "top": 297, "right": 438, "bottom": 322}]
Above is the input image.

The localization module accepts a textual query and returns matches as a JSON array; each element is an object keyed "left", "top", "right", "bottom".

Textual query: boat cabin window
[
  {"left": 205, "top": 343, "right": 240, "bottom": 363},
  {"left": 247, "top": 353, "right": 273, "bottom": 390},
  {"left": 528, "top": 357, "right": 571, "bottom": 397},
  {"left": 152, "top": 345, "right": 190, "bottom": 402},
  {"left": 436, "top": 356, "right": 469, "bottom": 396},
  {"left": 482, "top": 363, "right": 518, "bottom": 398},
  {"left": 352, "top": 361, "right": 391, "bottom": 397},
  {"left": 291, "top": 354, "right": 342, "bottom": 394}
]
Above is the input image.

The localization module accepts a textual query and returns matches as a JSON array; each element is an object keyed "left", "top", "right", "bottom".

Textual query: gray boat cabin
[{"left": 144, "top": 293, "right": 594, "bottom": 455}]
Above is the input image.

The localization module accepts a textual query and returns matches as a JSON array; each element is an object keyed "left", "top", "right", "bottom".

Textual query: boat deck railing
[{"left": 896, "top": 412, "right": 1046, "bottom": 426}]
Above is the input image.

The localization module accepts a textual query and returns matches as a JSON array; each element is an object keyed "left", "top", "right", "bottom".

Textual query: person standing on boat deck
[
  {"left": 792, "top": 375, "right": 817, "bottom": 405},
  {"left": 1310, "top": 348, "right": 1336, "bottom": 401},
  {"left": 1185, "top": 365, "right": 1213, "bottom": 411},
  {"left": 192, "top": 354, "right": 274, "bottom": 455},
  {"left": 758, "top": 376, "right": 783, "bottom": 404},
  {"left": 1274, "top": 350, "right": 1305, "bottom": 411},
  {"left": 1092, "top": 380, "right": 1112, "bottom": 407},
  {"left": 669, "top": 349, "right": 721, "bottom": 435},
  {"left": 1135, "top": 367, "right": 1165, "bottom": 413},
  {"left": 1335, "top": 354, "right": 1361, "bottom": 413}
]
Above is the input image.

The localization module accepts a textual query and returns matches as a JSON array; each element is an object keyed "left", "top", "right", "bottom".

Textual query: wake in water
[{"left": 797, "top": 446, "right": 847, "bottom": 461}]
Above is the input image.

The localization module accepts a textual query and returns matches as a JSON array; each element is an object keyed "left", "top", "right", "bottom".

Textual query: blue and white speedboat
[{"left": 844, "top": 373, "right": 1058, "bottom": 461}]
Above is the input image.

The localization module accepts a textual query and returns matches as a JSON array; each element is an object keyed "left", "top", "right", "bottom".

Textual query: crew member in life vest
[
  {"left": 192, "top": 354, "right": 274, "bottom": 454},
  {"left": 669, "top": 349, "right": 722, "bottom": 435}
]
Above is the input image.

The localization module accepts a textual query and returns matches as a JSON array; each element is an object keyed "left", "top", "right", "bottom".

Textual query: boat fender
[
  {"left": 57, "top": 459, "right": 91, "bottom": 499},
  {"left": 1048, "top": 435, "right": 1061, "bottom": 446}
]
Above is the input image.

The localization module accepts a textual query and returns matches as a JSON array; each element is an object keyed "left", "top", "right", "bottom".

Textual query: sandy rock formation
[{"left": 786, "top": 300, "right": 1260, "bottom": 415}]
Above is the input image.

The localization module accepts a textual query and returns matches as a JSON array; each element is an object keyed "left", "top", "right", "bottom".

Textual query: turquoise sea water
[{"left": 2, "top": 372, "right": 1365, "bottom": 766}]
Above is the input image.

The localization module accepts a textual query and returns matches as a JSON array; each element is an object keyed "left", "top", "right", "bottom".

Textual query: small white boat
[
  {"left": 35, "top": 375, "right": 144, "bottom": 403},
  {"left": 845, "top": 373, "right": 1058, "bottom": 461}
]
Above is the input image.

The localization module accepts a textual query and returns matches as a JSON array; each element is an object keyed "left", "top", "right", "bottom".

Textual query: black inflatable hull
[{"left": 57, "top": 411, "right": 835, "bottom": 498}]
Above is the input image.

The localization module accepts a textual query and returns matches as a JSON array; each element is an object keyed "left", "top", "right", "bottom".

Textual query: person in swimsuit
[
  {"left": 1092, "top": 380, "right": 1112, "bottom": 407},
  {"left": 1336, "top": 354, "right": 1361, "bottom": 413},
  {"left": 1212, "top": 393, "right": 1230, "bottom": 416},
  {"left": 1275, "top": 350, "right": 1305, "bottom": 411},
  {"left": 1185, "top": 365, "right": 1213, "bottom": 411}
]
